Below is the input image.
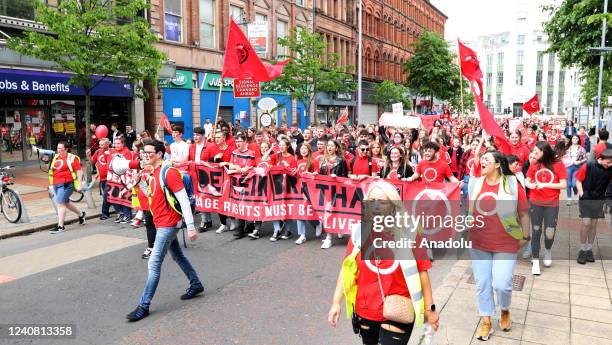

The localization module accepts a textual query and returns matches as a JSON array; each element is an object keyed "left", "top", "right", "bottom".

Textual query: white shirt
[
  {"left": 194, "top": 143, "right": 205, "bottom": 163},
  {"left": 204, "top": 123, "right": 213, "bottom": 137},
  {"left": 170, "top": 140, "right": 189, "bottom": 162}
]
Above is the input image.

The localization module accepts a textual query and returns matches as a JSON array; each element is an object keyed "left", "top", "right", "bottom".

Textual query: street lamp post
[
  {"left": 357, "top": 0, "right": 362, "bottom": 125},
  {"left": 594, "top": 0, "right": 608, "bottom": 135}
]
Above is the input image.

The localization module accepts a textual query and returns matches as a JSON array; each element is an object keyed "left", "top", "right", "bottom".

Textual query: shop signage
[
  {"left": 198, "top": 72, "right": 287, "bottom": 94},
  {"left": 335, "top": 92, "right": 353, "bottom": 101},
  {"left": 248, "top": 21, "right": 268, "bottom": 54},
  {"left": 234, "top": 78, "right": 261, "bottom": 98},
  {"left": 260, "top": 112, "right": 272, "bottom": 127},
  {"left": 258, "top": 97, "right": 277, "bottom": 111},
  {"left": 0, "top": 68, "right": 134, "bottom": 97},
  {"left": 158, "top": 70, "right": 193, "bottom": 89}
]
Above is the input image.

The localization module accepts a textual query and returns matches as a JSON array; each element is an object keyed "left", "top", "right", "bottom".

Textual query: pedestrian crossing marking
[{"left": 0, "top": 234, "right": 144, "bottom": 284}]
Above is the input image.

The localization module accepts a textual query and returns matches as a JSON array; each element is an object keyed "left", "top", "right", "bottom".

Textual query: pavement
[{"left": 1, "top": 164, "right": 612, "bottom": 344}]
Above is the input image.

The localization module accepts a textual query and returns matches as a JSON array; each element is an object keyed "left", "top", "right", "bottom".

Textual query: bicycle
[{"left": 0, "top": 166, "right": 22, "bottom": 223}]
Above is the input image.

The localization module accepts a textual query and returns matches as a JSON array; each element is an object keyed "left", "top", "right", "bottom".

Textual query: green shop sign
[
  {"left": 198, "top": 72, "right": 287, "bottom": 95},
  {"left": 158, "top": 70, "right": 193, "bottom": 89}
]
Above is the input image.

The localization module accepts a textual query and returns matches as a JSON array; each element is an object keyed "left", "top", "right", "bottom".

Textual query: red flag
[
  {"left": 222, "top": 19, "right": 289, "bottom": 82},
  {"left": 522, "top": 94, "right": 540, "bottom": 115},
  {"left": 458, "top": 39, "right": 484, "bottom": 99},
  {"left": 160, "top": 113, "right": 172, "bottom": 134},
  {"left": 337, "top": 107, "right": 349, "bottom": 124},
  {"left": 473, "top": 92, "right": 512, "bottom": 155}
]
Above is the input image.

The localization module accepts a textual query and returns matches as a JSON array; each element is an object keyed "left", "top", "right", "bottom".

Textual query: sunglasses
[
  {"left": 359, "top": 147, "right": 368, "bottom": 152},
  {"left": 142, "top": 151, "right": 157, "bottom": 156}
]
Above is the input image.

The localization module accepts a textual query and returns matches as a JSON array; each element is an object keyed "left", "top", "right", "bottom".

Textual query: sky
[{"left": 430, "top": 0, "right": 520, "bottom": 42}]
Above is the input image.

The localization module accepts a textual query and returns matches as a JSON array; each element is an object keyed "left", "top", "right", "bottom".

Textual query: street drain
[{"left": 466, "top": 273, "right": 526, "bottom": 291}]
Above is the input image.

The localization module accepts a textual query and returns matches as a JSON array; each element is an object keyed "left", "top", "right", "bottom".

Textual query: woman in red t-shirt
[
  {"left": 49, "top": 141, "right": 85, "bottom": 234},
  {"left": 294, "top": 144, "right": 322, "bottom": 245},
  {"left": 328, "top": 180, "right": 438, "bottom": 344},
  {"left": 369, "top": 141, "right": 385, "bottom": 174},
  {"left": 525, "top": 141, "right": 567, "bottom": 275},
  {"left": 468, "top": 151, "right": 530, "bottom": 340},
  {"left": 269, "top": 138, "right": 297, "bottom": 242}
]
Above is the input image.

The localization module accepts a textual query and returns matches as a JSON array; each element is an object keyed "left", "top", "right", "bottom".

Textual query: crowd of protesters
[{"left": 46, "top": 113, "right": 612, "bottom": 342}]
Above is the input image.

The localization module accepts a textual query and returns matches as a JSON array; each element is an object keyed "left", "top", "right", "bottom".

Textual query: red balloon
[{"left": 95, "top": 125, "right": 108, "bottom": 139}]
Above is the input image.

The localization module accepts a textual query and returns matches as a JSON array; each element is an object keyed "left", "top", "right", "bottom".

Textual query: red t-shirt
[
  {"left": 277, "top": 154, "right": 297, "bottom": 169},
  {"left": 313, "top": 151, "right": 325, "bottom": 161},
  {"left": 579, "top": 134, "right": 587, "bottom": 149},
  {"left": 351, "top": 155, "right": 378, "bottom": 176},
  {"left": 208, "top": 144, "right": 235, "bottom": 163},
  {"left": 51, "top": 154, "right": 81, "bottom": 185},
  {"left": 256, "top": 154, "right": 278, "bottom": 168},
  {"left": 547, "top": 136, "right": 558, "bottom": 147},
  {"left": 469, "top": 179, "right": 529, "bottom": 253},
  {"left": 575, "top": 163, "right": 587, "bottom": 182},
  {"left": 136, "top": 169, "right": 153, "bottom": 211},
  {"left": 439, "top": 145, "right": 452, "bottom": 165},
  {"left": 297, "top": 158, "right": 319, "bottom": 174},
  {"left": 110, "top": 147, "right": 133, "bottom": 160},
  {"left": 345, "top": 238, "right": 432, "bottom": 321},
  {"left": 526, "top": 134, "right": 537, "bottom": 149},
  {"left": 230, "top": 149, "right": 256, "bottom": 168},
  {"left": 510, "top": 143, "right": 531, "bottom": 166},
  {"left": 373, "top": 157, "right": 385, "bottom": 173},
  {"left": 92, "top": 149, "right": 110, "bottom": 182},
  {"left": 450, "top": 149, "right": 459, "bottom": 173},
  {"left": 148, "top": 166, "right": 184, "bottom": 228},
  {"left": 416, "top": 159, "right": 453, "bottom": 183},
  {"left": 594, "top": 142, "right": 607, "bottom": 159},
  {"left": 526, "top": 161, "right": 567, "bottom": 206}
]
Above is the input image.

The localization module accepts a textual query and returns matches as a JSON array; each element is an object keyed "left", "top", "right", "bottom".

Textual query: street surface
[{"left": 0, "top": 219, "right": 454, "bottom": 345}]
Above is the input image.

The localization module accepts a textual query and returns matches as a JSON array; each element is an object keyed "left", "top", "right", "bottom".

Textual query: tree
[
  {"left": 447, "top": 71, "right": 476, "bottom": 114},
  {"left": 266, "top": 28, "right": 356, "bottom": 123},
  {"left": 372, "top": 80, "right": 411, "bottom": 112},
  {"left": 404, "top": 31, "right": 459, "bottom": 111},
  {"left": 581, "top": 68, "right": 612, "bottom": 105},
  {"left": 544, "top": 0, "right": 612, "bottom": 111},
  {"left": 8, "top": 0, "right": 166, "bottom": 151}
]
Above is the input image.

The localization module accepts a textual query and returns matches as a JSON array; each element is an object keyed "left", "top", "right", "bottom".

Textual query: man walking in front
[{"left": 126, "top": 139, "right": 204, "bottom": 322}]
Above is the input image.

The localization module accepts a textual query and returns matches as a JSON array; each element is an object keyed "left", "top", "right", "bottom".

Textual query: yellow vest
[
  {"left": 341, "top": 224, "right": 426, "bottom": 327},
  {"left": 467, "top": 175, "right": 523, "bottom": 240},
  {"left": 48, "top": 153, "right": 80, "bottom": 189}
]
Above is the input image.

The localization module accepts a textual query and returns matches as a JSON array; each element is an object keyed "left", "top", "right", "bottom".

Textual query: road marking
[{"left": 0, "top": 234, "right": 144, "bottom": 283}]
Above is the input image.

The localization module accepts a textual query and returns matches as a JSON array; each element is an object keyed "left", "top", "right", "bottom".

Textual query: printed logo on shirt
[
  {"left": 148, "top": 176, "right": 157, "bottom": 196},
  {"left": 411, "top": 189, "right": 452, "bottom": 236},
  {"left": 422, "top": 168, "right": 438, "bottom": 182},
  {"left": 535, "top": 168, "right": 554, "bottom": 184},
  {"left": 52, "top": 158, "right": 64, "bottom": 170},
  {"left": 475, "top": 192, "right": 498, "bottom": 216},
  {"left": 98, "top": 154, "right": 108, "bottom": 165}
]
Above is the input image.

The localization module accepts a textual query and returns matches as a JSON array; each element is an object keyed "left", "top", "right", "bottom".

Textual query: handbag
[{"left": 374, "top": 257, "right": 415, "bottom": 324}]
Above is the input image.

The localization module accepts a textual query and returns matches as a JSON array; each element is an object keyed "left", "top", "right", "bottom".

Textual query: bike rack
[{"left": 13, "top": 190, "right": 30, "bottom": 223}]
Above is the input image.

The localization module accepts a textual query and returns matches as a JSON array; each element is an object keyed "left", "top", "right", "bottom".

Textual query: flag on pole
[
  {"left": 222, "top": 19, "right": 290, "bottom": 82},
  {"left": 474, "top": 95, "right": 512, "bottom": 155},
  {"left": 457, "top": 39, "right": 484, "bottom": 99},
  {"left": 160, "top": 113, "right": 172, "bottom": 133},
  {"left": 337, "top": 106, "right": 349, "bottom": 124},
  {"left": 522, "top": 94, "right": 540, "bottom": 115}
]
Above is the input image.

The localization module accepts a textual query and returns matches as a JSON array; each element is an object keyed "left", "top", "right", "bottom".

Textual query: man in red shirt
[
  {"left": 87, "top": 138, "right": 112, "bottom": 219},
  {"left": 407, "top": 142, "right": 460, "bottom": 183},
  {"left": 349, "top": 140, "right": 378, "bottom": 178},
  {"left": 126, "top": 139, "right": 203, "bottom": 322},
  {"left": 208, "top": 130, "right": 235, "bottom": 234},
  {"left": 189, "top": 127, "right": 212, "bottom": 232},
  {"left": 109, "top": 136, "right": 133, "bottom": 223},
  {"left": 591, "top": 129, "right": 609, "bottom": 159}
]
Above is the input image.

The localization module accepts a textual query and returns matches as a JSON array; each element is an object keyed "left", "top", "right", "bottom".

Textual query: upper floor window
[
  {"left": 0, "top": 0, "right": 36, "bottom": 20},
  {"left": 296, "top": 0, "right": 304, "bottom": 7},
  {"left": 165, "top": 0, "right": 182, "bottom": 42},
  {"left": 517, "top": 51, "right": 524, "bottom": 65},
  {"left": 276, "top": 20, "right": 288, "bottom": 57},
  {"left": 497, "top": 52, "right": 504, "bottom": 65},
  {"left": 517, "top": 35, "right": 525, "bottom": 45},
  {"left": 200, "top": 0, "right": 215, "bottom": 49}
]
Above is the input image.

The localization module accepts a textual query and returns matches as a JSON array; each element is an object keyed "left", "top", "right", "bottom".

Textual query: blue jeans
[
  {"left": 296, "top": 220, "right": 318, "bottom": 235},
  {"left": 566, "top": 165, "right": 580, "bottom": 198},
  {"left": 138, "top": 226, "right": 203, "bottom": 309},
  {"left": 470, "top": 249, "right": 516, "bottom": 316},
  {"left": 99, "top": 181, "right": 111, "bottom": 216}
]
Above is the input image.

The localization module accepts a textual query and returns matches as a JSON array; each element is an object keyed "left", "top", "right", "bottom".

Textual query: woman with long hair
[
  {"left": 319, "top": 139, "right": 349, "bottom": 249},
  {"left": 379, "top": 146, "right": 413, "bottom": 180},
  {"left": 467, "top": 151, "right": 530, "bottom": 341},
  {"left": 269, "top": 138, "right": 297, "bottom": 242},
  {"left": 369, "top": 141, "right": 385, "bottom": 174},
  {"left": 328, "top": 180, "right": 438, "bottom": 345},
  {"left": 563, "top": 135, "right": 586, "bottom": 205},
  {"left": 294, "top": 144, "right": 322, "bottom": 245},
  {"left": 525, "top": 141, "right": 567, "bottom": 275}
]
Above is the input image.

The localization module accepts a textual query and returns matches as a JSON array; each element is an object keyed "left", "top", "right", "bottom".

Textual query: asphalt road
[{"left": 0, "top": 218, "right": 455, "bottom": 345}]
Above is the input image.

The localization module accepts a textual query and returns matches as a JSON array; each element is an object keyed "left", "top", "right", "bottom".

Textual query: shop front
[
  {"left": 0, "top": 68, "right": 134, "bottom": 164},
  {"left": 198, "top": 72, "right": 307, "bottom": 129},
  {"left": 315, "top": 91, "right": 355, "bottom": 125},
  {"left": 158, "top": 69, "right": 194, "bottom": 141}
]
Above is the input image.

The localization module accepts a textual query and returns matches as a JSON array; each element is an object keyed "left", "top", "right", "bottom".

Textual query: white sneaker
[
  {"left": 321, "top": 238, "right": 332, "bottom": 249},
  {"left": 295, "top": 234, "right": 306, "bottom": 245},
  {"left": 337, "top": 233, "right": 344, "bottom": 239},
  {"left": 270, "top": 231, "right": 280, "bottom": 242},
  {"left": 543, "top": 249, "right": 552, "bottom": 267},
  {"left": 521, "top": 246, "right": 532, "bottom": 260},
  {"left": 532, "top": 259, "right": 541, "bottom": 275},
  {"left": 315, "top": 223, "right": 323, "bottom": 237},
  {"left": 215, "top": 224, "right": 226, "bottom": 234}
]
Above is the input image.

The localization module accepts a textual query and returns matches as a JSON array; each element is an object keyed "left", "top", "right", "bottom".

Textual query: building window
[
  {"left": 558, "top": 93, "right": 564, "bottom": 113},
  {"left": 517, "top": 35, "right": 525, "bottom": 45},
  {"left": 497, "top": 52, "right": 504, "bottom": 65},
  {"left": 537, "top": 52, "right": 544, "bottom": 66},
  {"left": 536, "top": 70, "right": 542, "bottom": 85},
  {"left": 516, "top": 69, "right": 523, "bottom": 86},
  {"left": 296, "top": 0, "right": 304, "bottom": 6},
  {"left": 45, "top": 0, "right": 60, "bottom": 7},
  {"left": 546, "top": 92, "right": 553, "bottom": 112},
  {"left": 548, "top": 71, "right": 554, "bottom": 87},
  {"left": 559, "top": 70, "right": 565, "bottom": 85},
  {"left": 0, "top": 0, "right": 36, "bottom": 20},
  {"left": 486, "top": 54, "right": 493, "bottom": 66},
  {"left": 276, "top": 20, "right": 288, "bottom": 57},
  {"left": 164, "top": 0, "right": 182, "bottom": 42},
  {"left": 486, "top": 72, "right": 493, "bottom": 86},
  {"left": 497, "top": 71, "right": 504, "bottom": 85},
  {"left": 548, "top": 53, "right": 555, "bottom": 67},
  {"left": 200, "top": 0, "right": 215, "bottom": 48},
  {"left": 496, "top": 94, "right": 502, "bottom": 113},
  {"left": 517, "top": 51, "right": 524, "bottom": 65}
]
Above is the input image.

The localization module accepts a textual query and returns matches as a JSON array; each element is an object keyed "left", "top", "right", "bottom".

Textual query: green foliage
[
  {"left": 265, "top": 28, "right": 356, "bottom": 116},
  {"left": 447, "top": 72, "right": 476, "bottom": 114},
  {"left": 404, "top": 31, "right": 459, "bottom": 109},
  {"left": 8, "top": 0, "right": 166, "bottom": 98},
  {"left": 581, "top": 68, "right": 612, "bottom": 104},
  {"left": 372, "top": 80, "right": 411, "bottom": 111}
]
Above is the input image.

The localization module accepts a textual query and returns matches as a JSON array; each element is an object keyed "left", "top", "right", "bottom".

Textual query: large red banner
[{"left": 191, "top": 164, "right": 461, "bottom": 234}]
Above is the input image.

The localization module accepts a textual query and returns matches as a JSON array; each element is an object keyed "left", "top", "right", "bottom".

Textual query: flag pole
[
  {"left": 211, "top": 79, "right": 224, "bottom": 141},
  {"left": 457, "top": 42, "right": 465, "bottom": 118}
]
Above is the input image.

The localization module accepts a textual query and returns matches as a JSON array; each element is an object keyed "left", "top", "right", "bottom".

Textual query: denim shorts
[{"left": 53, "top": 182, "right": 74, "bottom": 204}]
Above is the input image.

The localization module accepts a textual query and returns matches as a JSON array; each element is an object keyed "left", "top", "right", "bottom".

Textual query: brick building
[{"left": 146, "top": 0, "right": 445, "bottom": 134}]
